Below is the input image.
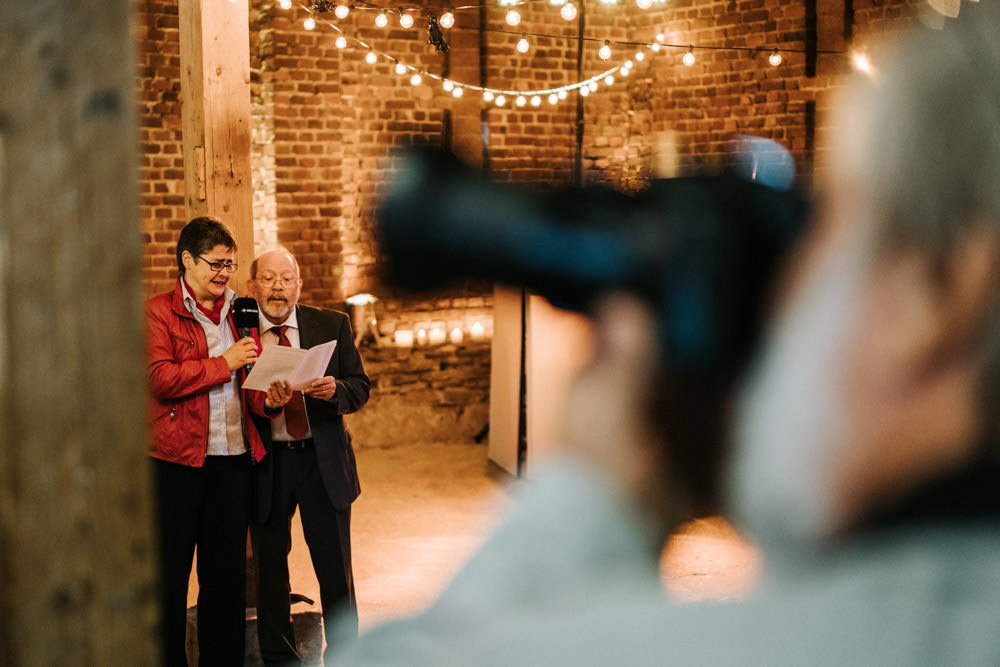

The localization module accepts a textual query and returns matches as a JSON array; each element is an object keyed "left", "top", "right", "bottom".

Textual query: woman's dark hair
[{"left": 175, "top": 216, "right": 236, "bottom": 275}]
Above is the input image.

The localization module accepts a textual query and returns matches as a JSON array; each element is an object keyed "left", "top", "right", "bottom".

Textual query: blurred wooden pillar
[
  {"left": 0, "top": 1, "right": 158, "bottom": 664},
  {"left": 180, "top": 0, "right": 254, "bottom": 291}
]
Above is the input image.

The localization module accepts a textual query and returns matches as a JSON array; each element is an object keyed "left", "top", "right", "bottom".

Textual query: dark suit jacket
[{"left": 251, "top": 304, "right": 371, "bottom": 523}]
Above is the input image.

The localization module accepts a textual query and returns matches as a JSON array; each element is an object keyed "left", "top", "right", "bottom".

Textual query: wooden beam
[
  {"left": 180, "top": 0, "right": 254, "bottom": 291},
  {"left": 0, "top": 1, "right": 157, "bottom": 663}
]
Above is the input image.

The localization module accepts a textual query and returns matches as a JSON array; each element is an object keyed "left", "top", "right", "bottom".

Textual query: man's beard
[
  {"left": 261, "top": 295, "right": 293, "bottom": 321},
  {"left": 728, "top": 234, "right": 870, "bottom": 554}
]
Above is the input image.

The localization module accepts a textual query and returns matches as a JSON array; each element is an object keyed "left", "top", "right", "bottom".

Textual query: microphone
[{"left": 232, "top": 297, "right": 260, "bottom": 374}]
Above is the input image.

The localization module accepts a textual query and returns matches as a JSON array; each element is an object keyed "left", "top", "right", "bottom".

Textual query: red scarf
[{"left": 184, "top": 279, "right": 226, "bottom": 325}]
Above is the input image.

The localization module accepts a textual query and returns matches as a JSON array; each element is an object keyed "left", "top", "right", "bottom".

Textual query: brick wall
[{"left": 137, "top": 0, "right": 923, "bottom": 447}]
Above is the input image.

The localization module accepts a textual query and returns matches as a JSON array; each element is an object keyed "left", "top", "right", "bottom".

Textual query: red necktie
[{"left": 275, "top": 325, "right": 309, "bottom": 439}]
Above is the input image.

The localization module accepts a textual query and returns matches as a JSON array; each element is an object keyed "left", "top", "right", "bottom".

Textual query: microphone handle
[{"left": 238, "top": 327, "right": 256, "bottom": 376}]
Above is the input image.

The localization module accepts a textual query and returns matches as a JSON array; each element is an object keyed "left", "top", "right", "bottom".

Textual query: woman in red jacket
[{"left": 146, "top": 217, "right": 277, "bottom": 666}]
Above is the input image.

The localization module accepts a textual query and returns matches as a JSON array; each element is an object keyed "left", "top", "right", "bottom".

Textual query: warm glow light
[
  {"left": 635, "top": 51, "right": 645, "bottom": 61},
  {"left": 598, "top": 41, "right": 612, "bottom": 61},
  {"left": 560, "top": 2, "right": 577, "bottom": 20},
  {"left": 375, "top": 12, "right": 388, "bottom": 27},
  {"left": 399, "top": 12, "right": 414, "bottom": 28},
  {"left": 452, "top": 86, "right": 464, "bottom": 98},
  {"left": 394, "top": 62, "right": 407, "bottom": 75},
  {"left": 346, "top": 293, "right": 378, "bottom": 306},
  {"left": 278, "top": 0, "right": 292, "bottom": 8},
  {"left": 505, "top": 8, "right": 521, "bottom": 26},
  {"left": 768, "top": 49, "right": 783, "bottom": 67},
  {"left": 656, "top": 32, "right": 665, "bottom": 43},
  {"left": 410, "top": 73, "right": 422, "bottom": 86},
  {"left": 604, "top": 75, "right": 614, "bottom": 86},
  {"left": 548, "top": 93, "right": 558, "bottom": 104},
  {"left": 851, "top": 50, "right": 876, "bottom": 78},
  {"left": 620, "top": 67, "right": 629, "bottom": 77},
  {"left": 443, "top": 79, "right": 455, "bottom": 92},
  {"left": 651, "top": 42, "right": 661, "bottom": 53},
  {"left": 334, "top": 4, "right": 350, "bottom": 19},
  {"left": 495, "top": 94, "right": 507, "bottom": 107},
  {"left": 439, "top": 10, "right": 455, "bottom": 28},
  {"left": 335, "top": 35, "right": 347, "bottom": 49},
  {"left": 624, "top": 60, "right": 633, "bottom": 70},
  {"left": 516, "top": 36, "right": 530, "bottom": 53},
  {"left": 558, "top": 89, "right": 567, "bottom": 99},
  {"left": 515, "top": 95, "right": 527, "bottom": 107},
  {"left": 588, "top": 80, "right": 598, "bottom": 91},
  {"left": 530, "top": 95, "right": 541, "bottom": 106},
  {"left": 304, "top": 16, "right": 317, "bottom": 30},
  {"left": 365, "top": 51, "right": 378, "bottom": 64},
  {"left": 580, "top": 86, "right": 590, "bottom": 97},
  {"left": 636, "top": 0, "right": 652, "bottom": 7},
  {"left": 682, "top": 47, "right": 696, "bottom": 66},
  {"left": 483, "top": 90, "right": 495, "bottom": 102}
]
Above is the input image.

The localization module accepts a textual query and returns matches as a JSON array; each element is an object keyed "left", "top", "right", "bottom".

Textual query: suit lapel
[{"left": 297, "top": 306, "right": 316, "bottom": 349}]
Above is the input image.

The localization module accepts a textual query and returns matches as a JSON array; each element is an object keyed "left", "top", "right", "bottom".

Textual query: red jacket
[{"left": 145, "top": 280, "right": 269, "bottom": 467}]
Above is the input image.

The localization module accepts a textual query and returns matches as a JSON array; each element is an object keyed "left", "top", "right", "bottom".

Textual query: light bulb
[
  {"left": 624, "top": 60, "right": 633, "bottom": 70},
  {"left": 410, "top": 73, "right": 422, "bottom": 86},
  {"left": 656, "top": 33, "right": 665, "bottom": 43},
  {"left": 365, "top": 50, "right": 378, "bottom": 64},
  {"left": 399, "top": 12, "right": 414, "bottom": 28},
  {"left": 580, "top": 86, "right": 590, "bottom": 97},
  {"left": 560, "top": 2, "right": 577, "bottom": 20},
  {"left": 394, "top": 62, "right": 407, "bottom": 75},
  {"left": 304, "top": 16, "right": 317, "bottom": 30},
  {"left": 588, "top": 80, "right": 598, "bottom": 91},
  {"left": 483, "top": 90, "right": 494, "bottom": 102},
  {"left": 604, "top": 75, "right": 614, "bottom": 86},
  {"left": 443, "top": 79, "right": 455, "bottom": 92},
  {"left": 635, "top": 51, "right": 645, "bottom": 61},
  {"left": 558, "top": 89, "right": 567, "bottom": 99},
  {"left": 636, "top": 0, "right": 652, "bottom": 8},
  {"left": 439, "top": 10, "right": 455, "bottom": 28},
  {"left": 682, "top": 47, "right": 695, "bottom": 67},
  {"left": 620, "top": 66, "right": 630, "bottom": 76},
  {"left": 375, "top": 12, "right": 388, "bottom": 27},
  {"left": 334, "top": 4, "right": 350, "bottom": 19},
  {"left": 495, "top": 94, "right": 507, "bottom": 107},
  {"left": 278, "top": 0, "right": 292, "bottom": 9},
  {"left": 768, "top": 49, "right": 783, "bottom": 67},
  {"left": 452, "top": 86, "right": 463, "bottom": 98},
  {"left": 335, "top": 35, "right": 347, "bottom": 48},
  {"left": 516, "top": 35, "right": 530, "bottom": 53},
  {"left": 515, "top": 95, "right": 527, "bottom": 107},
  {"left": 598, "top": 40, "right": 612, "bottom": 61},
  {"left": 530, "top": 95, "right": 541, "bottom": 107},
  {"left": 548, "top": 93, "right": 558, "bottom": 105},
  {"left": 651, "top": 42, "right": 661, "bottom": 53},
  {"left": 505, "top": 9, "right": 521, "bottom": 26}
]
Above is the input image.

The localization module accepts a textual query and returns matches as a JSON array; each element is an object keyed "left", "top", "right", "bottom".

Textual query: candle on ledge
[
  {"left": 394, "top": 329, "right": 414, "bottom": 347},
  {"left": 449, "top": 327, "right": 464, "bottom": 345},
  {"left": 428, "top": 327, "right": 446, "bottom": 345},
  {"left": 416, "top": 328, "right": 428, "bottom": 345},
  {"left": 469, "top": 321, "right": 485, "bottom": 341}
]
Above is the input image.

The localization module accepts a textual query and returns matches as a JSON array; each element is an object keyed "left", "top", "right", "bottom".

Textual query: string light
[
  {"left": 636, "top": 0, "right": 652, "bottom": 8},
  {"left": 560, "top": 2, "right": 577, "bottom": 20},
  {"left": 273, "top": 0, "right": 845, "bottom": 112},
  {"left": 334, "top": 3, "right": 350, "bottom": 19},
  {"left": 505, "top": 8, "right": 521, "bottom": 26}
]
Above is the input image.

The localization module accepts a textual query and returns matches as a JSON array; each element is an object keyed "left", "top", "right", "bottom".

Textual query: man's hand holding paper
[{"left": 242, "top": 338, "right": 338, "bottom": 392}]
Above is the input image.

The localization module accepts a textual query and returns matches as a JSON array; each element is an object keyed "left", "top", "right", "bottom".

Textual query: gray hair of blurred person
[
  {"left": 175, "top": 216, "right": 237, "bottom": 275},
  {"left": 851, "top": 3, "right": 1000, "bottom": 444}
]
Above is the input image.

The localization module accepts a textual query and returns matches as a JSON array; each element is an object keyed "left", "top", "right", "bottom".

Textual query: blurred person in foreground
[{"left": 331, "top": 3, "right": 1000, "bottom": 665}]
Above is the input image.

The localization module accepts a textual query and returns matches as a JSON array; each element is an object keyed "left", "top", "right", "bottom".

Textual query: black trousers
[
  {"left": 156, "top": 455, "right": 251, "bottom": 667},
  {"left": 251, "top": 444, "right": 356, "bottom": 666}
]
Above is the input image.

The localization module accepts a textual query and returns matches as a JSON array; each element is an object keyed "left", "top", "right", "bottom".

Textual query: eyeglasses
[
  {"left": 196, "top": 255, "right": 238, "bottom": 273},
  {"left": 256, "top": 275, "right": 298, "bottom": 288}
]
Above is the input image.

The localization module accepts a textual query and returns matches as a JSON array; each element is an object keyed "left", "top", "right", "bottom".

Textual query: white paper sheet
[{"left": 242, "top": 339, "right": 338, "bottom": 391}]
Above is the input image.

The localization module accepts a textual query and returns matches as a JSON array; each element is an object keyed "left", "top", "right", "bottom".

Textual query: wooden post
[
  {"left": 180, "top": 0, "right": 255, "bottom": 291},
  {"left": 0, "top": 1, "right": 158, "bottom": 664}
]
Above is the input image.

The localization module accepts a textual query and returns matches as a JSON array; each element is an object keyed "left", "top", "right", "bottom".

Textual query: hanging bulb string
[{"left": 289, "top": 0, "right": 845, "bottom": 105}]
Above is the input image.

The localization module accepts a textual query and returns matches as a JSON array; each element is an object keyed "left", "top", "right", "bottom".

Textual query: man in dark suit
[{"left": 247, "top": 247, "right": 371, "bottom": 666}]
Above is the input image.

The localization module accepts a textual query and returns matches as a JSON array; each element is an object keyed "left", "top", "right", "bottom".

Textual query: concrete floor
[{"left": 187, "top": 440, "right": 760, "bottom": 657}]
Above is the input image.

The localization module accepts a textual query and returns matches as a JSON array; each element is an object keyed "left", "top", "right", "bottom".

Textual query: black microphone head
[{"left": 232, "top": 297, "right": 260, "bottom": 332}]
